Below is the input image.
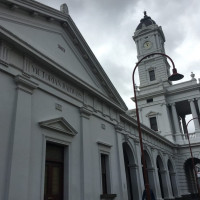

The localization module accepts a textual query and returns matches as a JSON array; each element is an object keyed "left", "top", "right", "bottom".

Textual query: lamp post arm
[{"left": 132, "top": 52, "right": 178, "bottom": 200}]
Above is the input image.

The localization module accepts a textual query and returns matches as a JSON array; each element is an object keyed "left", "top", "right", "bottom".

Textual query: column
[
  {"left": 160, "top": 169, "right": 173, "bottom": 199},
  {"left": 129, "top": 164, "right": 140, "bottom": 200},
  {"left": 169, "top": 172, "right": 179, "bottom": 197},
  {"left": 115, "top": 126, "right": 128, "bottom": 200},
  {"left": 196, "top": 97, "right": 200, "bottom": 113},
  {"left": 181, "top": 115, "right": 188, "bottom": 134},
  {"left": 80, "top": 107, "right": 93, "bottom": 200},
  {"left": 135, "top": 141, "right": 144, "bottom": 198},
  {"left": 152, "top": 150, "right": 163, "bottom": 200},
  {"left": 170, "top": 103, "right": 181, "bottom": 141},
  {"left": 7, "top": 75, "right": 38, "bottom": 200},
  {"left": 161, "top": 103, "right": 173, "bottom": 141},
  {"left": 189, "top": 99, "right": 200, "bottom": 131}
]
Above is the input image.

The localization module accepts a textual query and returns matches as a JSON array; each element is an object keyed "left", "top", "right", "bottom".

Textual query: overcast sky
[{"left": 36, "top": 0, "right": 200, "bottom": 111}]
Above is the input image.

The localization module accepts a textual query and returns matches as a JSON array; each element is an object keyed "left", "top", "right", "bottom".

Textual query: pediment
[
  {"left": 146, "top": 111, "right": 160, "bottom": 117},
  {"left": 0, "top": 6, "right": 127, "bottom": 110},
  {"left": 39, "top": 117, "right": 77, "bottom": 136}
]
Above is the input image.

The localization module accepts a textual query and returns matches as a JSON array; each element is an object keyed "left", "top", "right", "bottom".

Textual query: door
[{"left": 44, "top": 143, "right": 64, "bottom": 200}]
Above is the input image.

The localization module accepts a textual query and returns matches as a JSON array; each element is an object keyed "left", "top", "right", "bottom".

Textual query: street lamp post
[
  {"left": 132, "top": 52, "right": 183, "bottom": 200},
  {"left": 186, "top": 117, "right": 200, "bottom": 199}
]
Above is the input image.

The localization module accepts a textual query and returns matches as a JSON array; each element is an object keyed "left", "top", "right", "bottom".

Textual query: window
[
  {"left": 150, "top": 117, "right": 158, "bottom": 131},
  {"left": 147, "top": 98, "right": 153, "bottom": 103},
  {"left": 149, "top": 70, "right": 155, "bottom": 81},
  {"left": 101, "top": 154, "right": 110, "bottom": 194},
  {"left": 44, "top": 143, "right": 64, "bottom": 200}
]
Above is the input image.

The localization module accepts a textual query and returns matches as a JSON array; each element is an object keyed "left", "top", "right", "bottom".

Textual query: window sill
[{"left": 100, "top": 194, "right": 117, "bottom": 200}]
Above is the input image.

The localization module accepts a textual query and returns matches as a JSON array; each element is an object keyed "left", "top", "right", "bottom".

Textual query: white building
[{"left": 0, "top": 1, "right": 199, "bottom": 200}]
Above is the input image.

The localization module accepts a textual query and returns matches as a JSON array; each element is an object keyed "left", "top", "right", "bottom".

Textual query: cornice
[
  {"left": 120, "top": 113, "right": 175, "bottom": 147},
  {"left": 166, "top": 83, "right": 200, "bottom": 96},
  {"left": 3, "top": 0, "right": 70, "bottom": 21},
  {"left": 135, "top": 89, "right": 166, "bottom": 101}
]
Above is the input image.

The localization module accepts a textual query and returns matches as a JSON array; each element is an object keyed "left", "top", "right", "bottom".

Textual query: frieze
[{"left": 23, "top": 57, "right": 83, "bottom": 101}]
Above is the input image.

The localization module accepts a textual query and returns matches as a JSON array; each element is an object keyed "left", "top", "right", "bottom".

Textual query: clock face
[{"left": 143, "top": 41, "right": 152, "bottom": 49}]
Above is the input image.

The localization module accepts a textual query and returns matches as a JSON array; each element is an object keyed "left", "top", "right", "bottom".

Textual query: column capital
[
  {"left": 160, "top": 169, "right": 167, "bottom": 174},
  {"left": 80, "top": 107, "right": 93, "bottom": 119},
  {"left": 15, "top": 75, "right": 38, "bottom": 94},
  {"left": 115, "top": 124, "right": 123, "bottom": 132}
]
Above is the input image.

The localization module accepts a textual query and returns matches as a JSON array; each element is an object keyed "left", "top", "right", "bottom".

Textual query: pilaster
[
  {"left": 115, "top": 126, "right": 128, "bottom": 200},
  {"left": 80, "top": 107, "right": 93, "bottom": 200},
  {"left": 7, "top": 75, "right": 38, "bottom": 200}
]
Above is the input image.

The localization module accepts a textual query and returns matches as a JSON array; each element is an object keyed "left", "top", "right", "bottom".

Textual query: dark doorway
[
  {"left": 44, "top": 143, "right": 64, "bottom": 200},
  {"left": 185, "top": 158, "right": 200, "bottom": 194}
]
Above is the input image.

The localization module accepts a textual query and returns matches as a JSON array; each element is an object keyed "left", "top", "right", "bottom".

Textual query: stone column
[
  {"left": 170, "top": 103, "right": 181, "bottom": 141},
  {"left": 181, "top": 115, "right": 188, "bottom": 134},
  {"left": 129, "top": 164, "right": 140, "bottom": 200},
  {"left": 7, "top": 75, "right": 38, "bottom": 200},
  {"left": 161, "top": 103, "right": 173, "bottom": 141},
  {"left": 169, "top": 172, "right": 179, "bottom": 197},
  {"left": 196, "top": 97, "right": 200, "bottom": 113},
  {"left": 115, "top": 126, "right": 129, "bottom": 200},
  {"left": 147, "top": 168, "right": 159, "bottom": 199},
  {"left": 135, "top": 140, "right": 145, "bottom": 197},
  {"left": 160, "top": 169, "right": 173, "bottom": 199},
  {"left": 80, "top": 107, "right": 93, "bottom": 200},
  {"left": 188, "top": 99, "right": 200, "bottom": 131},
  {"left": 152, "top": 149, "right": 163, "bottom": 200}
]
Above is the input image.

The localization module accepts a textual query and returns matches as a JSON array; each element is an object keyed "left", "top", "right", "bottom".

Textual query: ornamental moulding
[{"left": 39, "top": 117, "right": 77, "bottom": 136}]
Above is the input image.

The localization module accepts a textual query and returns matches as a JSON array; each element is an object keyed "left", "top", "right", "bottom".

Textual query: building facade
[{"left": 0, "top": 1, "right": 199, "bottom": 200}]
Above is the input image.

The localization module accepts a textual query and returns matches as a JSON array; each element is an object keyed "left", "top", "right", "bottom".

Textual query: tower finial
[{"left": 144, "top": 11, "right": 147, "bottom": 17}]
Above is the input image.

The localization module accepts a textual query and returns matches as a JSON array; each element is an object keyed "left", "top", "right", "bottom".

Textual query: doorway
[{"left": 44, "top": 143, "right": 64, "bottom": 200}]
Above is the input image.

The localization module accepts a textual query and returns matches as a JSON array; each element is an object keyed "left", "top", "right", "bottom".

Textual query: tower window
[
  {"left": 149, "top": 117, "right": 158, "bottom": 131},
  {"left": 149, "top": 70, "right": 155, "bottom": 81}
]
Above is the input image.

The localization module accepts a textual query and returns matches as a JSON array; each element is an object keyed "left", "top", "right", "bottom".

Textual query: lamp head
[{"left": 168, "top": 68, "right": 184, "bottom": 81}]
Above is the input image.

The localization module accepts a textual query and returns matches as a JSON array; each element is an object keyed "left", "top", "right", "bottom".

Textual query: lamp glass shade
[{"left": 168, "top": 68, "right": 184, "bottom": 81}]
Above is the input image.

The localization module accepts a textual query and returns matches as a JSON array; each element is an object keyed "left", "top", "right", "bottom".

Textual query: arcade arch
[
  {"left": 184, "top": 157, "right": 200, "bottom": 194},
  {"left": 142, "top": 150, "right": 156, "bottom": 196},
  {"left": 122, "top": 142, "right": 139, "bottom": 200}
]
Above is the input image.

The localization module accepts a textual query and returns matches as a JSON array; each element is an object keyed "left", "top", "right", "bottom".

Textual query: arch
[
  {"left": 143, "top": 146, "right": 154, "bottom": 168},
  {"left": 122, "top": 142, "right": 139, "bottom": 200},
  {"left": 141, "top": 149, "right": 156, "bottom": 196},
  {"left": 156, "top": 155, "right": 168, "bottom": 199},
  {"left": 184, "top": 157, "right": 200, "bottom": 194},
  {"left": 167, "top": 159, "right": 179, "bottom": 197}
]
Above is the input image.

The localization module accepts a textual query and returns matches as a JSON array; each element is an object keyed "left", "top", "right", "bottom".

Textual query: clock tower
[
  {"left": 132, "top": 12, "right": 174, "bottom": 141},
  {"left": 133, "top": 11, "right": 171, "bottom": 89}
]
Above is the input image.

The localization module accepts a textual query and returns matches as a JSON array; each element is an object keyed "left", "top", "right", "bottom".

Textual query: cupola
[{"left": 136, "top": 11, "right": 156, "bottom": 31}]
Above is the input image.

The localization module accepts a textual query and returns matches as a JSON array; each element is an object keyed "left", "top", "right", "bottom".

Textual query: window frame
[
  {"left": 97, "top": 142, "right": 112, "bottom": 196},
  {"left": 149, "top": 69, "right": 156, "bottom": 81},
  {"left": 149, "top": 116, "right": 158, "bottom": 131}
]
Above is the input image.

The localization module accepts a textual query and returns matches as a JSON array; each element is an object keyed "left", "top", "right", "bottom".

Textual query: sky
[{"left": 35, "top": 0, "right": 200, "bottom": 112}]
